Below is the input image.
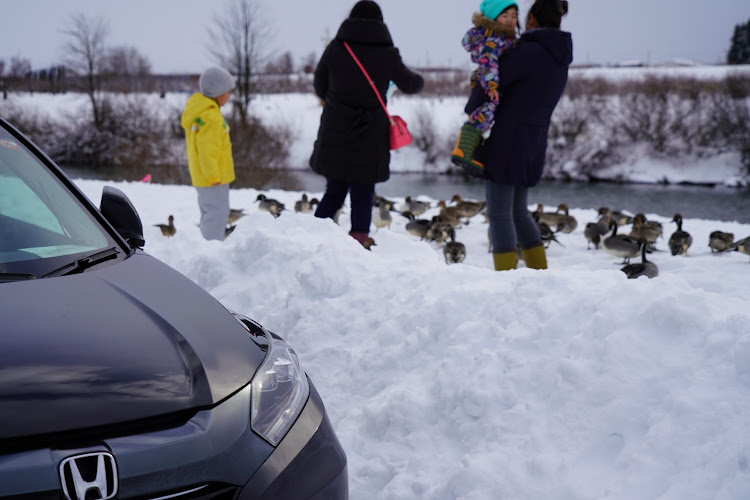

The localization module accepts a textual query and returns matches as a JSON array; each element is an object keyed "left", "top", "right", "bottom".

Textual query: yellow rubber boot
[
  {"left": 522, "top": 245, "right": 548, "bottom": 270},
  {"left": 492, "top": 251, "right": 517, "bottom": 271}
]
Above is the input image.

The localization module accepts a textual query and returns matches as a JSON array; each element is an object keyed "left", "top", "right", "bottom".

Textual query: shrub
[
  {"left": 227, "top": 116, "right": 293, "bottom": 188},
  {"left": 410, "top": 104, "right": 450, "bottom": 168}
]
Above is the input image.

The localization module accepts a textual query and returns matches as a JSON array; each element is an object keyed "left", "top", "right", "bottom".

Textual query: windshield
[{"left": 0, "top": 126, "right": 119, "bottom": 278}]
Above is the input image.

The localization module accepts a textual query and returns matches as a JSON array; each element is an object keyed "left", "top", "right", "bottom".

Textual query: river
[
  {"left": 265, "top": 170, "right": 750, "bottom": 224},
  {"left": 62, "top": 166, "right": 750, "bottom": 224}
]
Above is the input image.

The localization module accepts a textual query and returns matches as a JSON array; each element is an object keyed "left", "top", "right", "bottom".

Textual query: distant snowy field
[
  {"left": 570, "top": 63, "right": 750, "bottom": 80},
  {"left": 5, "top": 64, "right": 750, "bottom": 187}
]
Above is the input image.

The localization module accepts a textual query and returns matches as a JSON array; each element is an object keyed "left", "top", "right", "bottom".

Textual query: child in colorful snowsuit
[{"left": 451, "top": 0, "right": 519, "bottom": 178}]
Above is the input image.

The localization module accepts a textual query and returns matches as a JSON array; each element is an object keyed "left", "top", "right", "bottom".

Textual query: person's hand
[{"left": 488, "top": 90, "right": 499, "bottom": 103}]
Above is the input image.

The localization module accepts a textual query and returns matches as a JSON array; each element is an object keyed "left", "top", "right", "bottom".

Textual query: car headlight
[{"left": 232, "top": 313, "right": 310, "bottom": 446}]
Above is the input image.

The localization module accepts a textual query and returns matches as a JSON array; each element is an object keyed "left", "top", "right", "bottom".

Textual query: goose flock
[
  {"left": 544, "top": 203, "right": 747, "bottom": 278},
  {"left": 155, "top": 191, "right": 750, "bottom": 277}
]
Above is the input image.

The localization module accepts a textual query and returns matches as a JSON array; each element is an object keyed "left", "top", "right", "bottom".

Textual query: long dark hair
[{"left": 528, "top": 0, "right": 568, "bottom": 29}]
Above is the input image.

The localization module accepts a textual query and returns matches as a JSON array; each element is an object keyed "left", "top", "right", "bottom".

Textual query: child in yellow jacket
[{"left": 181, "top": 66, "right": 236, "bottom": 240}]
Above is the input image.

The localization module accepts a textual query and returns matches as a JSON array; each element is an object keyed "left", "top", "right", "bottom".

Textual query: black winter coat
[
  {"left": 309, "top": 18, "right": 424, "bottom": 185},
  {"left": 467, "top": 28, "right": 573, "bottom": 187}
]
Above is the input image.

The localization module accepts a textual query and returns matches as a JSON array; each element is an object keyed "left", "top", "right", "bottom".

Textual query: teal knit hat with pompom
[{"left": 479, "top": 0, "right": 518, "bottom": 20}]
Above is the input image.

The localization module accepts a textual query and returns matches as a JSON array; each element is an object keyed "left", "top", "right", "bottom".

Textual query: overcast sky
[{"left": 1, "top": 0, "right": 748, "bottom": 74}]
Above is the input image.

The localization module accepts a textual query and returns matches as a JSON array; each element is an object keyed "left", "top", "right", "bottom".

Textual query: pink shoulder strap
[{"left": 343, "top": 41, "right": 392, "bottom": 120}]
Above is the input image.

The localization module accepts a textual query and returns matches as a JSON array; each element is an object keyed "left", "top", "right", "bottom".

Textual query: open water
[
  {"left": 63, "top": 166, "right": 750, "bottom": 224},
  {"left": 268, "top": 170, "right": 750, "bottom": 224}
]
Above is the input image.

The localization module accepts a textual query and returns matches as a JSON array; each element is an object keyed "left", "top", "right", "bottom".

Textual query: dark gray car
[{"left": 0, "top": 117, "right": 347, "bottom": 499}]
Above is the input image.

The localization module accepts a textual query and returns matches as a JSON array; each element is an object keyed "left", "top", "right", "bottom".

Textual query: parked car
[{"left": 0, "top": 117, "right": 348, "bottom": 500}]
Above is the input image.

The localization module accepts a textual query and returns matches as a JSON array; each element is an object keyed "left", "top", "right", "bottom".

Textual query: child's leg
[
  {"left": 451, "top": 100, "right": 498, "bottom": 178},
  {"left": 467, "top": 100, "right": 497, "bottom": 134}
]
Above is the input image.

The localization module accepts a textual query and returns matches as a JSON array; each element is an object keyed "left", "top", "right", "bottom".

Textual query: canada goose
[
  {"left": 629, "top": 213, "right": 662, "bottom": 248},
  {"left": 373, "top": 193, "right": 397, "bottom": 210},
  {"left": 362, "top": 237, "right": 377, "bottom": 251},
  {"left": 371, "top": 201, "right": 393, "bottom": 230},
  {"left": 535, "top": 203, "right": 562, "bottom": 227},
  {"left": 294, "top": 194, "right": 313, "bottom": 213},
  {"left": 450, "top": 194, "right": 486, "bottom": 219},
  {"left": 668, "top": 213, "right": 692, "bottom": 256},
  {"left": 401, "top": 211, "right": 431, "bottom": 239},
  {"left": 154, "top": 215, "right": 176, "bottom": 237},
  {"left": 598, "top": 207, "right": 632, "bottom": 226},
  {"left": 554, "top": 203, "right": 578, "bottom": 233},
  {"left": 256, "top": 194, "right": 285, "bottom": 218},
  {"left": 728, "top": 236, "right": 750, "bottom": 262},
  {"left": 227, "top": 208, "right": 246, "bottom": 224},
  {"left": 708, "top": 230, "right": 734, "bottom": 252},
  {"left": 224, "top": 224, "right": 236, "bottom": 239},
  {"left": 436, "top": 201, "right": 462, "bottom": 228},
  {"left": 444, "top": 240, "right": 467, "bottom": 264},
  {"left": 426, "top": 220, "right": 455, "bottom": 243},
  {"left": 399, "top": 196, "right": 431, "bottom": 216},
  {"left": 603, "top": 221, "right": 640, "bottom": 264},
  {"left": 621, "top": 242, "right": 659, "bottom": 279},
  {"left": 532, "top": 211, "right": 562, "bottom": 248},
  {"left": 597, "top": 207, "right": 613, "bottom": 228},
  {"left": 610, "top": 209, "right": 633, "bottom": 226},
  {"left": 584, "top": 220, "right": 610, "bottom": 250}
]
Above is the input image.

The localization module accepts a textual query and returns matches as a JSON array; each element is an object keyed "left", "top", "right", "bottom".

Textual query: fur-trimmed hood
[{"left": 471, "top": 12, "right": 517, "bottom": 39}]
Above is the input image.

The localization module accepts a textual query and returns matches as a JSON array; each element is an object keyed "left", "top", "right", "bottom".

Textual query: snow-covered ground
[{"left": 73, "top": 177, "right": 750, "bottom": 500}]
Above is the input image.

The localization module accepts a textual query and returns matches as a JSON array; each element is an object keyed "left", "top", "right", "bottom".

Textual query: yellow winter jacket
[{"left": 181, "top": 93, "right": 235, "bottom": 187}]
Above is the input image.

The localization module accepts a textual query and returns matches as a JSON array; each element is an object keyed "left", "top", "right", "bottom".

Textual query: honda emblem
[{"left": 59, "top": 452, "right": 118, "bottom": 500}]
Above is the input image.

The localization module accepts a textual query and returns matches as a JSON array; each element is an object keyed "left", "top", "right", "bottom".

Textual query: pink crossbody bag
[{"left": 343, "top": 41, "right": 412, "bottom": 150}]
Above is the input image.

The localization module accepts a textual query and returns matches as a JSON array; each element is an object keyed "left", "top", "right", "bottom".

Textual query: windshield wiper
[
  {"left": 43, "top": 247, "right": 120, "bottom": 278},
  {"left": 0, "top": 273, "right": 37, "bottom": 283}
]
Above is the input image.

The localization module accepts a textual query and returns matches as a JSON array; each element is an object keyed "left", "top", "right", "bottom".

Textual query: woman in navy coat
[
  {"left": 310, "top": 0, "right": 424, "bottom": 246},
  {"left": 467, "top": 0, "right": 572, "bottom": 270}
]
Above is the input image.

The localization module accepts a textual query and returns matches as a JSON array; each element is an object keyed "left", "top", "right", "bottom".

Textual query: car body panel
[{"left": 0, "top": 252, "right": 265, "bottom": 440}]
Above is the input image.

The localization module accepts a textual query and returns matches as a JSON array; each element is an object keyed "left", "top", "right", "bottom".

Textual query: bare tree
[
  {"left": 8, "top": 57, "right": 32, "bottom": 78},
  {"left": 102, "top": 45, "right": 152, "bottom": 92},
  {"left": 301, "top": 52, "right": 318, "bottom": 74},
  {"left": 264, "top": 51, "right": 294, "bottom": 74},
  {"left": 63, "top": 13, "right": 109, "bottom": 126},
  {"left": 209, "top": 0, "right": 271, "bottom": 126},
  {"left": 103, "top": 46, "right": 151, "bottom": 77}
]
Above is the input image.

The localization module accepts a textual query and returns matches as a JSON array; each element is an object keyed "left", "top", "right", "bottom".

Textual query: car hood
[{"left": 0, "top": 253, "right": 266, "bottom": 440}]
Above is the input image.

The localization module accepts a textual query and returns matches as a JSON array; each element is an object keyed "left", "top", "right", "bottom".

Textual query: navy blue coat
[
  {"left": 467, "top": 28, "right": 573, "bottom": 187},
  {"left": 309, "top": 18, "right": 424, "bottom": 185}
]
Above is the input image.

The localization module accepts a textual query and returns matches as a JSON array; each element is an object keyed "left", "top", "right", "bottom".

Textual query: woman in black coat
[
  {"left": 467, "top": 0, "right": 572, "bottom": 270},
  {"left": 310, "top": 0, "right": 424, "bottom": 246}
]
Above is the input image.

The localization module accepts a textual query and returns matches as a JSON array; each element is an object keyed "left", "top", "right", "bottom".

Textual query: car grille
[
  {"left": 0, "top": 409, "right": 197, "bottom": 455},
  {"left": 131, "top": 483, "right": 239, "bottom": 499},
  {"left": 7, "top": 483, "right": 239, "bottom": 500}
]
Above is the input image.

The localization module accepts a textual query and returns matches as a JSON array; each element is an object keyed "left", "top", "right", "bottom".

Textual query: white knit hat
[{"left": 199, "top": 67, "right": 236, "bottom": 98}]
